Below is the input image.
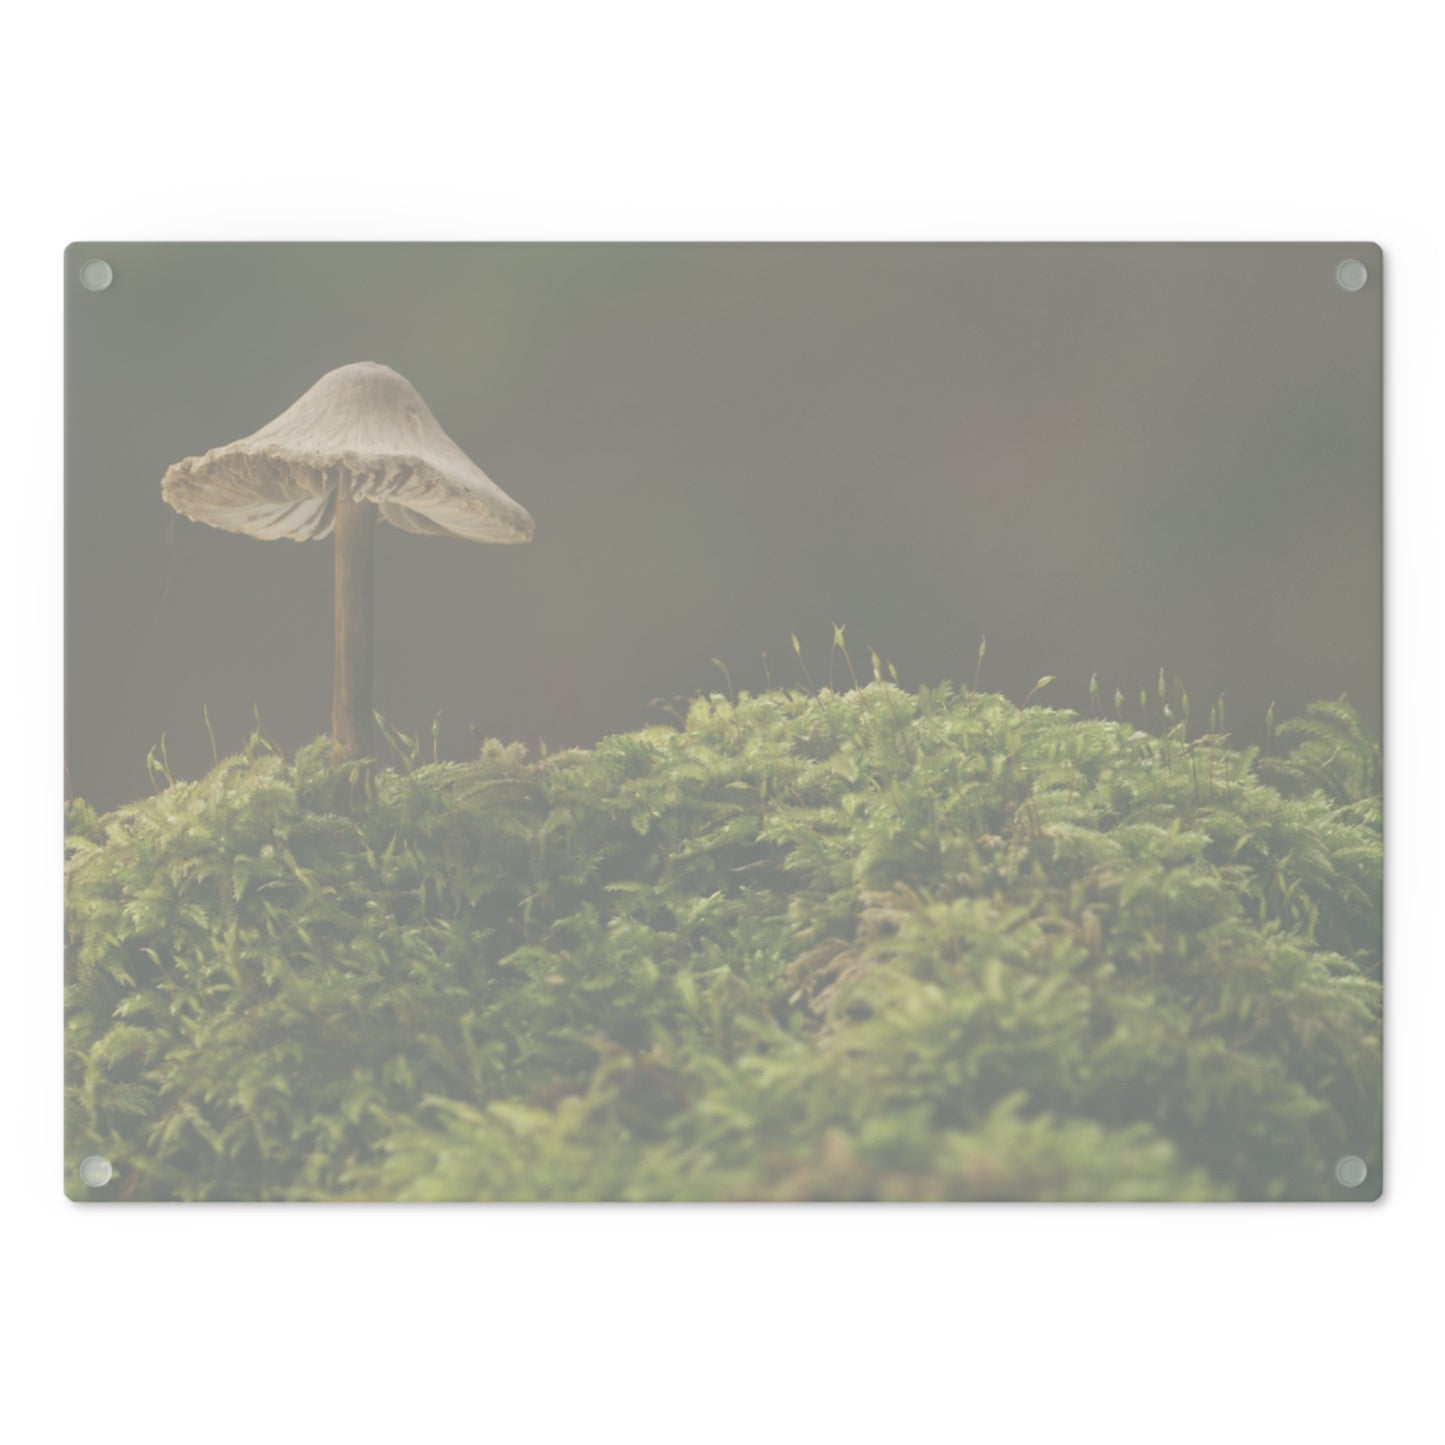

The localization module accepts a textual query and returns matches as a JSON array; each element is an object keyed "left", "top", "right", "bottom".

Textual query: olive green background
[{"left": 65, "top": 244, "right": 1382, "bottom": 811}]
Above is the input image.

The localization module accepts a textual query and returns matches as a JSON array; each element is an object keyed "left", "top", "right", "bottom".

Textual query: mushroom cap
[{"left": 160, "top": 362, "right": 534, "bottom": 544}]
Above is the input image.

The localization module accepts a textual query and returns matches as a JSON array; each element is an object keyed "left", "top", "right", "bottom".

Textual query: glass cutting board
[{"left": 65, "top": 243, "right": 1383, "bottom": 1202}]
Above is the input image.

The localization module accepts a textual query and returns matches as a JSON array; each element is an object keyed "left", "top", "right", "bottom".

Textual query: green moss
[{"left": 65, "top": 684, "right": 1382, "bottom": 1201}]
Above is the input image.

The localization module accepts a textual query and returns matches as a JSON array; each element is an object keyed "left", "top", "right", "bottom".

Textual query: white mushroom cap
[{"left": 160, "top": 362, "right": 534, "bottom": 544}]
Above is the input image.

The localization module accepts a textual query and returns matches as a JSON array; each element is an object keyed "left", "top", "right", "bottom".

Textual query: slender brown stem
[{"left": 332, "top": 490, "right": 375, "bottom": 760}]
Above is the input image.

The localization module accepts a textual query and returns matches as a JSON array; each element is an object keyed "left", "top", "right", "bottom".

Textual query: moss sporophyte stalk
[{"left": 65, "top": 683, "right": 1381, "bottom": 1202}]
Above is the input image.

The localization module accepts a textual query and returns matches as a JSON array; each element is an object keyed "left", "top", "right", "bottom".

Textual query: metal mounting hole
[
  {"left": 1335, "top": 258, "right": 1368, "bottom": 293},
  {"left": 78, "top": 259, "right": 114, "bottom": 292},
  {"left": 79, "top": 1155, "right": 114, "bottom": 1188},
  {"left": 1334, "top": 1155, "right": 1368, "bottom": 1188}
]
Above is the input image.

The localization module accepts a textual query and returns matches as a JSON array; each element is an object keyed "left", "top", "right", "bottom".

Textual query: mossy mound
[{"left": 65, "top": 684, "right": 1382, "bottom": 1201}]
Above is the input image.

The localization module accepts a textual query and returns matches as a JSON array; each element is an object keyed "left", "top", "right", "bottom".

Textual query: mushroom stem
[{"left": 332, "top": 489, "right": 375, "bottom": 761}]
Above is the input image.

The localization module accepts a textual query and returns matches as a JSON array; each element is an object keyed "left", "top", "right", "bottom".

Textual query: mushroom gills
[
  {"left": 378, "top": 500, "right": 456, "bottom": 536},
  {"left": 201, "top": 490, "right": 336, "bottom": 542}
]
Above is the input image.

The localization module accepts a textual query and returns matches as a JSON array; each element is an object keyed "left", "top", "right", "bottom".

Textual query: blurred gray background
[{"left": 66, "top": 244, "right": 1382, "bottom": 811}]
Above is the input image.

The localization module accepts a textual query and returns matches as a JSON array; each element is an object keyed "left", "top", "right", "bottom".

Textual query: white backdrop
[{"left": 8, "top": 4, "right": 1439, "bottom": 1441}]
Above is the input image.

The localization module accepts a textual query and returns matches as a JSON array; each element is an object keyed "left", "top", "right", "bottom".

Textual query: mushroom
[{"left": 161, "top": 361, "right": 533, "bottom": 760}]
